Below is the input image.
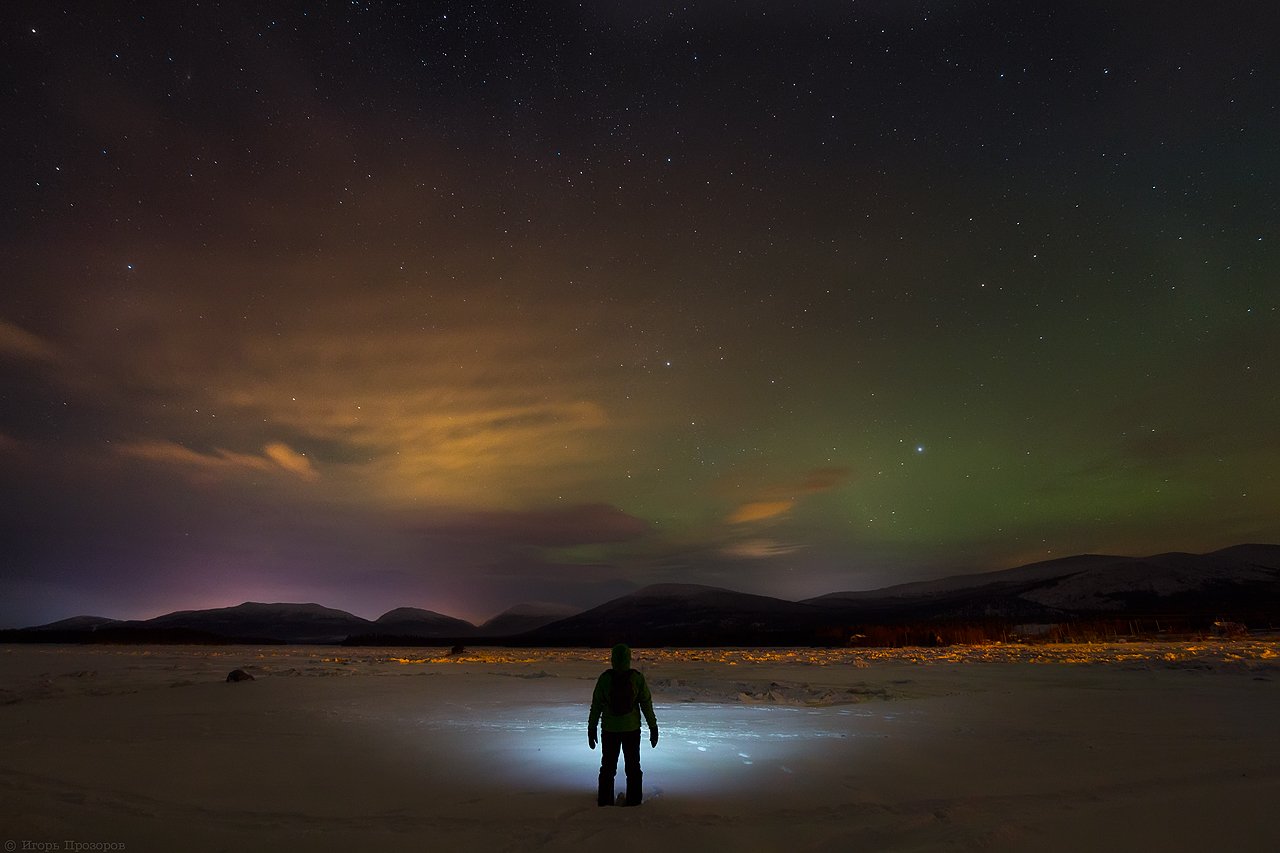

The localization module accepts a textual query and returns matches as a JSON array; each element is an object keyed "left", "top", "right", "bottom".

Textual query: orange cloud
[
  {"left": 197, "top": 303, "right": 620, "bottom": 503},
  {"left": 725, "top": 466, "right": 852, "bottom": 525},
  {"left": 117, "top": 440, "right": 318, "bottom": 481},
  {"left": 720, "top": 538, "right": 803, "bottom": 559},
  {"left": 263, "top": 442, "right": 318, "bottom": 480},
  {"left": 41, "top": 265, "right": 646, "bottom": 507},
  {"left": 0, "top": 319, "right": 60, "bottom": 362},
  {"left": 727, "top": 500, "right": 794, "bottom": 524},
  {"left": 753, "top": 466, "right": 852, "bottom": 500},
  {"left": 789, "top": 466, "right": 851, "bottom": 495}
]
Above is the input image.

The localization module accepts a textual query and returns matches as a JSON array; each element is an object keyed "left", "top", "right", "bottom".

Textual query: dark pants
[{"left": 598, "top": 729, "right": 642, "bottom": 806}]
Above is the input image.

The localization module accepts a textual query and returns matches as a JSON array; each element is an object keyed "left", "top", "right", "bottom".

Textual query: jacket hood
[{"left": 610, "top": 643, "right": 631, "bottom": 670}]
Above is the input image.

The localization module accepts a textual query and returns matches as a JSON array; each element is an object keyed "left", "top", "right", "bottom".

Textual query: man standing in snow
[{"left": 588, "top": 643, "right": 658, "bottom": 806}]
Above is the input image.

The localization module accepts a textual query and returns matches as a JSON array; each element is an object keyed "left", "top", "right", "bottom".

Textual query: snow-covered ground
[{"left": 1, "top": 642, "right": 1277, "bottom": 852}]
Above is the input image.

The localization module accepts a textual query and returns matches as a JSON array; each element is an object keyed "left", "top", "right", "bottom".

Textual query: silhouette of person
[{"left": 588, "top": 643, "right": 658, "bottom": 806}]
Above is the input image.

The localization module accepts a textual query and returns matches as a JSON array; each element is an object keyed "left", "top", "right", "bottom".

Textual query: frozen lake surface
[{"left": 1, "top": 642, "right": 1277, "bottom": 851}]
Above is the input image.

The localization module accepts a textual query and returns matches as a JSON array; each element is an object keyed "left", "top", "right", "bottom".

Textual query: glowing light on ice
[{"left": 408, "top": 702, "right": 882, "bottom": 796}]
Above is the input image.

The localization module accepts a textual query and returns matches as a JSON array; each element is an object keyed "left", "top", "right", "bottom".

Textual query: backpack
[{"left": 607, "top": 668, "right": 636, "bottom": 716}]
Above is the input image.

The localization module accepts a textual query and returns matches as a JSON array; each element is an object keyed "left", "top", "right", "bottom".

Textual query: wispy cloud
[
  {"left": 726, "top": 466, "right": 851, "bottom": 525},
  {"left": 720, "top": 538, "right": 804, "bottom": 559},
  {"left": 0, "top": 319, "right": 60, "bottom": 362},
  {"left": 262, "top": 442, "right": 319, "bottom": 480},
  {"left": 56, "top": 273, "right": 635, "bottom": 505},
  {"left": 117, "top": 440, "right": 318, "bottom": 481},
  {"left": 727, "top": 500, "right": 795, "bottom": 524}
]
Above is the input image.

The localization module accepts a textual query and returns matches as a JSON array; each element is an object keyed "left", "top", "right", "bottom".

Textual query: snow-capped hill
[
  {"left": 1022, "top": 548, "right": 1280, "bottom": 612},
  {"left": 372, "top": 607, "right": 475, "bottom": 637},
  {"left": 479, "top": 602, "right": 580, "bottom": 636},
  {"left": 524, "top": 583, "right": 820, "bottom": 645},
  {"left": 10, "top": 544, "right": 1277, "bottom": 645},
  {"left": 1207, "top": 543, "right": 1280, "bottom": 561},
  {"left": 499, "top": 602, "right": 580, "bottom": 618},
  {"left": 810, "top": 546, "right": 1280, "bottom": 619},
  {"left": 28, "top": 615, "right": 121, "bottom": 631},
  {"left": 375, "top": 607, "right": 459, "bottom": 624},
  {"left": 808, "top": 554, "right": 1124, "bottom": 604},
  {"left": 628, "top": 583, "right": 730, "bottom": 598},
  {"left": 150, "top": 602, "right": 361, "bottom": 620},
  {"left": 141, "top": 601, "right": 370, "bottom": 643}
]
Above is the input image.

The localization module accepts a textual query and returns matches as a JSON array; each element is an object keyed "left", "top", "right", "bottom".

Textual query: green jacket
[{"left": 588, "top": 644, "right": 658, "bottom": 734}]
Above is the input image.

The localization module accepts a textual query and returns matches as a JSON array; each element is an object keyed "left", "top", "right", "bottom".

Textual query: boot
[
  {"left": 624, "top": 770, "right": 643, "bottom": 806},
  {"left": 597, "top": 772, "right": 615, "bottom": 807}
]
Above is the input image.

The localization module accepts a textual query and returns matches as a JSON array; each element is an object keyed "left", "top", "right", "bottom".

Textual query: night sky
[{"left": 3, "top": 2, "right": 1278, "bottom": 627}]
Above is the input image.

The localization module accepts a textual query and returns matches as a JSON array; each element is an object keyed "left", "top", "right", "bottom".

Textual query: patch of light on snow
[{"left": 418, "top": 702, "right": 887, "bottom": 795}]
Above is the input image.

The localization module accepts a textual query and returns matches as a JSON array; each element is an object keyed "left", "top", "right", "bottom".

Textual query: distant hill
[
  {"left": 26, "top": 615, "right": 121, "bottom": 631},
  {"left": 6, "top": 545, "right": 1279, "bottom": 646},
  {"left": 372, "top": 607, "right": 476, "bottom": 638},
  {"left": 518, "top": 583, "right": 826, "bottom": 646},
  {"left": 479, "top": 602, "right": 581, "bottom": 637},
  {"left": 137, "top": 602, "right": 371, "bottom": 644},
  {"left": 0, "top": 625, "right": 281, "bottom": 645},
  {"left": 807, "top": 544, "right": 1280, "bottom": 624}
]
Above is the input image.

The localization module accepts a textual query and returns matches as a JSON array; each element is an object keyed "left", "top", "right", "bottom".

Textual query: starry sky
[{"left": 2, "top": 1, "right": 1278, "bottom": 627}]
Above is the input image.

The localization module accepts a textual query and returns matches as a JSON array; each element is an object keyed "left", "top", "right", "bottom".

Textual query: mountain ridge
[{"left": 9, "top": 544, "right": 1279, "bottom": 644}]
